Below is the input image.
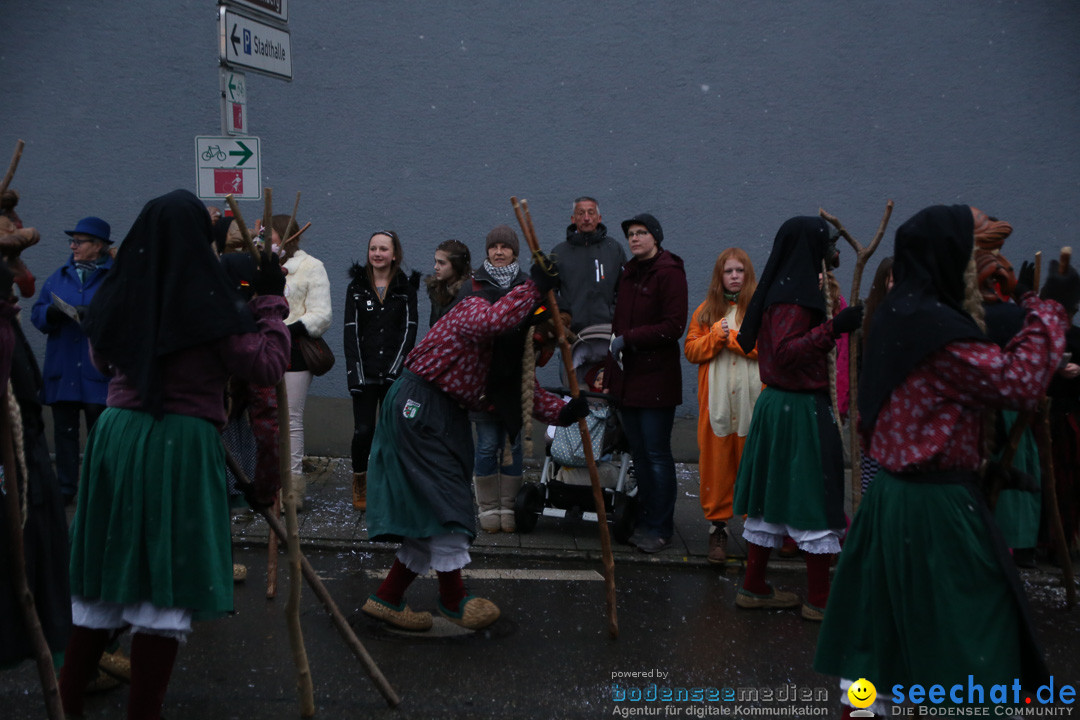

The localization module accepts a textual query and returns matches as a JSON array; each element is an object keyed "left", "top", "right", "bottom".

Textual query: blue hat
[{"left": 65, "top": 216, "right": 111, "bottom": 244}]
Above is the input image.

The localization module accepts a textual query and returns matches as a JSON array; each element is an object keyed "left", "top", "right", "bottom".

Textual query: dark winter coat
[
  {"left": 344, "top": 265, "right": 420, "bottom": 390},
  {"left": 463, "top": 263, "right": 531, "bottom": 434},
  {"left": 30, "top": 254, "right": 113, "bottom": 405},
  {"left": 606, "top": 249, "right": 688, "bottom": 408},
  {"left": 551, "top": 222, "right": 627, "bottom": 332}
]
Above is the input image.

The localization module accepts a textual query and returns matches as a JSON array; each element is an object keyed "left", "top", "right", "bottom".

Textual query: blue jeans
[
  {"left": 619, "top": 406, "right": 676, "bottom": 539},
  {"left": 473, "top": 417, "right": 522, "bottom": 477}
]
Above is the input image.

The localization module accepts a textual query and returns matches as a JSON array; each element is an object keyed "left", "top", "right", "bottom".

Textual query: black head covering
[
  {"left": 212, "top": 215, "right": 233, "bottom": 253},
  {"left": 620, "top": 213, "right": 664, "bottom": 245},
  {"left": 737, "top": 215, "right": 831, "bottom": 353},
  {"left": 857, "top": 204, "right": 987, "bottom": 434},
  {"left": 85, "top": 189, "right": 257, "bottom": 418}
]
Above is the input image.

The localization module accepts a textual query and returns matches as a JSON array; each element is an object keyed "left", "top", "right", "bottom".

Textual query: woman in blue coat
[{"left": 30, "top": 216, "right": 113, "bottom": 504}]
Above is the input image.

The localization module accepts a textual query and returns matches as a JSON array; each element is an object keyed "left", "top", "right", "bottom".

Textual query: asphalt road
[{"left": 5, "top": 546, "right": 1079, "bottom": 719}]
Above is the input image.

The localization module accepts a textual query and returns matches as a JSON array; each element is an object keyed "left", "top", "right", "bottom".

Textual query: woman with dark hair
[
  {"left": 732, "top": 216, "right": 863, "bottom": 619},
  {"left": 425, "top": 238, "right": 471, "bottom": 327},
  {"left": 607, "top": 213, "right": 688, "bottom": 554},
  {"left": 684, "top": 247, "right": 760, "bottom": 565},
  {"left": 59, "top": 189, "right": 290, "bottom": 719},
  {"left": 815, "top": 204, "right": 1077, "bottom": 717},
  {"left": 344, "top": 231, "right": 419, "bottom": 510}
]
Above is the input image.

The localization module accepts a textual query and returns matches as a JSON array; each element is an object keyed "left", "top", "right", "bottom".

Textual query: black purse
[{"left": 296, "top": 334, "right": 335, "bottom": 376}]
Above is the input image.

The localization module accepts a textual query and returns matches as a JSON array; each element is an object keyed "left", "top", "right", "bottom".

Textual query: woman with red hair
[{"left": 684, "top": 248, "right": 760, "bottom": 565}]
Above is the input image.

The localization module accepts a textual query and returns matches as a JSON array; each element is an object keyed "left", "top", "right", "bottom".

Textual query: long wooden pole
[
  {"left": 511, "top": 196, "right": 619, "bottom": 639},
  {"left": 260, "top": 190, "right": 282, "bottom": 600},
  {"left": 1, "top": 392, "right": 65, "bottom": 720},
  {"left": 0, "top": 139, "right": 25, "bottom": 198},
  {"left": 820, "top": 201, "right": 893, "bottom": 513},
  {"left": 224, "top": 450, "right": 401, "bottom": 706},
  {"left": 224, "top": 196, "right": 315, "bottom": 715},
  {"left": 1033, "top": 398, "right": 1076, "bottom": 609}
]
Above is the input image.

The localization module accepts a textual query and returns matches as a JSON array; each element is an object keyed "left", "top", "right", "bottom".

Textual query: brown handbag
[{"left": 297, "top": 334, "right": 335, "bottom": 376}]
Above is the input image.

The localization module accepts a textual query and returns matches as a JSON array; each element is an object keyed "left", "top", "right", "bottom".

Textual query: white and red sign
[{"left": 195, "top": 135, "right": 261, "bottom": 200}]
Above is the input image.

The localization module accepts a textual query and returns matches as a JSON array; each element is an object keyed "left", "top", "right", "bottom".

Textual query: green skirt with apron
[{"left": 68, "top": 407, "right": 233, "bottom": 621}]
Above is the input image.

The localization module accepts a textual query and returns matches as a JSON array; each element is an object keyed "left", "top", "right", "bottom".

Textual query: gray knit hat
[{"left": 485, "top": 224, "right": 520, "bottom": 257}]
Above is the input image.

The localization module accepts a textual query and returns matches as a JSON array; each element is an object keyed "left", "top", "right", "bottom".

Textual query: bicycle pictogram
[{"left": 201, "top": 145, "right": 227, "bottom": 162}]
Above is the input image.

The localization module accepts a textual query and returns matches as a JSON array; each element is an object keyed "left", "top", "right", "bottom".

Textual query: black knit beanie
[{"left": 620, "top": 213, "right": 664, "bottom": 245}]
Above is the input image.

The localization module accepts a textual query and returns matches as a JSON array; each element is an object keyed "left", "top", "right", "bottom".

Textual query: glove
[
  {"left": 1040, "top": 260, "right": 1080, "bottom": 315},
  {"left": 1015, "top": 260, "right": 1035, "bottom": 298},
  {"left": 251, "top": 249, "right": 286, "bottom": 297},
  {"left": 74, "top": 305, "right": 89, "bottom": 323},
  {"left": 830, "top": 305, "right": 864, "bottom": 336},
  {"left": 288, "top": 321, "right": 310, "bottom": 338},
  {"left": 609, "top": 335, "right": 626, "bottom": 359},
  {"left": 530, "top": 255, "right": 560, "bottom": 296},
  {"left": 46, "top": 304, "right": 68, "bottom": 325},
  {"left": 556, "top": 395, "right": 589, "bottom": 426}
]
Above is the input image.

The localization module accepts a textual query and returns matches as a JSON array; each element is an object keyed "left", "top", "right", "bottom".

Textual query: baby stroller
[{"left": 514, "top": 323, "right": 637, "bottom": 541}]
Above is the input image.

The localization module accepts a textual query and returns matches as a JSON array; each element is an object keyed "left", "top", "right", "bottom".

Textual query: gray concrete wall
[{"left": 5, "top": 1, "right": 1080, "bottom": 426}]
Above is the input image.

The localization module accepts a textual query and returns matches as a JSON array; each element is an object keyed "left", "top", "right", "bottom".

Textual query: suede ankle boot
[
  {"left": 474, "top": 474, "right": 501, "bottom": 532},
  {"left": 352, "top": 472, "right": 367, "bottom": 510}
]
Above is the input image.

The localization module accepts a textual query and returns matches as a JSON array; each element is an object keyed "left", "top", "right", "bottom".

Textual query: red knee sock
[
  {"left": 59, "top": 625, "right": 111, "bottom": 716},
  {"left": 437, "top": 569, "right": 466, "bottom": 613},
  {"left": 128, "top": 631, "right": 179, "bottom": 720},
  {"left": 804, "top": 551, "right": 834, "bottom": 609},
  {"left": 742, "top": 541, "right": 772, "bottom": 595},
  {"left": 375, "top": 559, "right": 418, "bottom": 606}
]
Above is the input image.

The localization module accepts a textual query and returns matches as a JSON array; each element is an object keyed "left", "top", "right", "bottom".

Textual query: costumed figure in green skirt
[
  {"left": 58, "top": 190, "right": 290, "bottom": 719},
  {"left": 733, "top": 216, "right": 863, "bottom": 620},
  {"left": 813, "top": 204, "right": 1078, "bottom": 717}
]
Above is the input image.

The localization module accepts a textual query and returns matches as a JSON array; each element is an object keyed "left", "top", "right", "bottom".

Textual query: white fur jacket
[{"left": 283, "top": 249, "right": 332, "bottom": 338}]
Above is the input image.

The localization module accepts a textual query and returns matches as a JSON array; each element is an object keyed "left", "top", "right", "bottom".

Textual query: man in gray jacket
[{"left": 551, "top": 196, "right": 627, "bottom": 334}]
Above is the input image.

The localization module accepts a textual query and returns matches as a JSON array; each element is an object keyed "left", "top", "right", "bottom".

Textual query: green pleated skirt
[
  {"left": 68, "top": 407, "right": 233, "bottom": 621},
  {"left": 993, "top": 410, "right": 1042, "bottom": 549},
  {"left": 814, "top": 469, "right": 1047, "bottom": 695},
  {"left": 733, "top": 386, "right": 845, "bottom": 530}
]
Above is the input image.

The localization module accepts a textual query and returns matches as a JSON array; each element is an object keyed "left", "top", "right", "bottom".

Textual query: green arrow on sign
[
  {"left": 228, "top": 75, "right": 239, "bottom": 101},
  {"left": 229, "top": 141, "right": 254, "bottom": 166}
]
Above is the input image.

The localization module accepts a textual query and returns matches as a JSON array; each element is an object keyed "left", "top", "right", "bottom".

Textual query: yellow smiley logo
[{"left": 847, "top": 678, "right": 877, "bottom": 709}]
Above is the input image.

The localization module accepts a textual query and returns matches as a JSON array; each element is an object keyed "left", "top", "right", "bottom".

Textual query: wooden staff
[
  {"left": 820, "top": 201, "right": 894, "bottom": 513},
  {"left": 1033, "top": 399, "right": 1077, "bottom": 609},
  {"left": 1, "top": 393, "right": 64, "bottom": 720},
  {"left": 511, "top": 196, "right": 619, "bottom": 639},
  {"left": 224, "top": 197, "right": 315, "bottom": 715},
  {"left": 224, "top": 451, "right": 401, "bottom": 706},
  {"left": 281, "top": 192, "right": 301, "bottom": 252},
  {"left": 260, "top": 189, "right": 283, "bottom": 600},
  {"left": 0, "top": 139, "right": 25, "bottom": 198}
]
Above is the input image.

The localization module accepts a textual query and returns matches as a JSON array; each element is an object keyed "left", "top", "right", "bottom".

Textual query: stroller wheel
[
  {"left": 611, "top": 491, "right": 637, "bottom": 545},
  {"left": 514, "top": 482, "right": 544, "bottom": 534}
]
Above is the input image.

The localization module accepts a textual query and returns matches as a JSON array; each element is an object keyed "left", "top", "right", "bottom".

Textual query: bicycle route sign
[{"left": 195, "top": 135, "right": 262, "bottom": 200}]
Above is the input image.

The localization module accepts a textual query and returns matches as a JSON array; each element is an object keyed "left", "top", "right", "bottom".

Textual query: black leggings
[{"left": 351, "top": 384, "right": 390, "bottom": 473}]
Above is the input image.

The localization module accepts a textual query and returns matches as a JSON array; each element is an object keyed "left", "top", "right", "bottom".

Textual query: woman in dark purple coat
[{"left": 606, "top": 213, "right": 688, "bottom": 553}]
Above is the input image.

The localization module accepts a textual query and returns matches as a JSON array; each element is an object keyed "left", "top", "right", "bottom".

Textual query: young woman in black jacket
[{"left": 344, "top": 230, "right": 419, "bottom": 509}]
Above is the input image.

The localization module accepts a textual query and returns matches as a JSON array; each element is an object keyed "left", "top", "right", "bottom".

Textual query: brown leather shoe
[
  {"left": 352, "top": 472, "right": 367, "bottom": 511},
  {"left": 707, "top": 526, "right": 727, "bottom": 565}
]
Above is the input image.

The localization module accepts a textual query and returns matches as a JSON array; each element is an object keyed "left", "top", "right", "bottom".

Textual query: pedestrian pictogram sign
[{"left": 195, "top": 135, "right": 262, "bottom": 200}]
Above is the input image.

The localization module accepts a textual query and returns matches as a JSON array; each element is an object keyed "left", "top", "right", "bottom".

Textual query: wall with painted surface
[{"left": 4, "top": 1, "right": 1079, "bottom": 416}]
